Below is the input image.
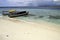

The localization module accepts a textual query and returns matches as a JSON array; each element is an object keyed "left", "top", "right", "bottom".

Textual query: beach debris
[{"left": 6, "top": 35, "right": 9, "bottom": 37}]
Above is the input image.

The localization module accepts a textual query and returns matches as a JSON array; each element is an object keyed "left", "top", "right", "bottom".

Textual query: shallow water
[{"left": 0, "top": 8, "right": 60, "bottom": 24}]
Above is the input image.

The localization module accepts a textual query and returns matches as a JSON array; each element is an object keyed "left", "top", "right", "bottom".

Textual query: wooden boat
[{"left": 2, "top": 10, "right": 29, "bottom": 18}]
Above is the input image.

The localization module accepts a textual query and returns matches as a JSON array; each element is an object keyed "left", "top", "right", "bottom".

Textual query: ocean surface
[{"left": 0, "top": 8, "right": 60, "bottom": 24}]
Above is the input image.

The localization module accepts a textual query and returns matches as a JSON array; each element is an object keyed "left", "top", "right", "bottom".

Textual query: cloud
[
  {"left": 7, "top": 0, "right": 51, "bottom": 6},
  {"left": 7, "top": 0, "right": 33, "bottom": 3},
  {"left": 7, "top": 0, "right": 33, "bottom": 6},
  {"left": 0, "top": 0, "right": 60, "bottom": 6},
  {"left": 53, "top": 0, "right": 60, "bottom": 1}
]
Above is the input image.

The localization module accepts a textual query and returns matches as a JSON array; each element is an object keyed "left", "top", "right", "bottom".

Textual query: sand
[{"left": 0, "top": 16, "right": 60, "bottom": 40}]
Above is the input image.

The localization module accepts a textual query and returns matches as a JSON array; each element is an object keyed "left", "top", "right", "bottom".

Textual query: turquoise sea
[{"left": 0, "top": 8, "right": 60, "bottom": 24}]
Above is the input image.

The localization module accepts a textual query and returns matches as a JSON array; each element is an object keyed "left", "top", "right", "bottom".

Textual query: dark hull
[{"left": 8, "top": 13, "right": 28, "bottom": 18}]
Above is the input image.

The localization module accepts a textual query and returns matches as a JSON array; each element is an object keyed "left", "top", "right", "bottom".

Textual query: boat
[{"left": 2, "top": 10, "right": 29, "bottom": 18}]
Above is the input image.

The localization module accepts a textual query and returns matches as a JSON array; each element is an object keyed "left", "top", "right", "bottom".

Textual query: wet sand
[{"left": 0, "top": 17, "right": 60, "bottom": 40}]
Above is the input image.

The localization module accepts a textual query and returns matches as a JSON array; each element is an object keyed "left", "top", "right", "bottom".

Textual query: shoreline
[
  {"left": 0, "top": 16, "right": 60, "bottom": 32},
  {"left": 0, "top": 16, "right": 60, "bottom": 40}
]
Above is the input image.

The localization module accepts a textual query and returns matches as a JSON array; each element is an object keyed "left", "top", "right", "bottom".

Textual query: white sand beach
[{"left": 0, "top": 17, "right": 60, "bottom": 40}]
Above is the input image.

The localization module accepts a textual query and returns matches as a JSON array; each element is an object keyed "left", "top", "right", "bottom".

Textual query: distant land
[{"left": 0, "top": 5, "right": 60, "bottom": 9}]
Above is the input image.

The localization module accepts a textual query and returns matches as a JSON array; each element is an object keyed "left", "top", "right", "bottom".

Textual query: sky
[{"left": 0, "top": 0, "right": 60, "bottom": 6}]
